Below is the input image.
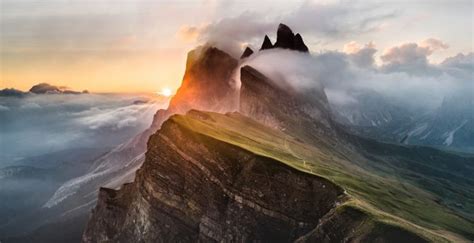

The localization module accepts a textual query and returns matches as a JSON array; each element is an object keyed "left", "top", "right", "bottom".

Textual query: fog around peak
[{"left": 238, "top": 45, "right": 472, "bottom": 110}]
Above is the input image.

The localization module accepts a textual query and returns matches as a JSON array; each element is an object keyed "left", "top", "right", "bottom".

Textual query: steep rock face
[
  {"left": 239, "top": 65, "right": 333, "bottom": 135},
  {"left": 83, "top": 112, "right": 345, "bottom": 242}
]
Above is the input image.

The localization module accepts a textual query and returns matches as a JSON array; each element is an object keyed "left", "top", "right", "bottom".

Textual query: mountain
[
  {"left": 0, "top": 88, "right": 26, "bottom": 97},
  {"left": 29, "top": 83, "right": 87, "bottom": 94},
  {"left": 2, "top": 45, "right": 240, "bottom": 243},
  {"left": 330, "top": 89, "right": 474, "bottom": 152},
  {"left": 83, "top": 32, "right": 474, "bottom": 242}
]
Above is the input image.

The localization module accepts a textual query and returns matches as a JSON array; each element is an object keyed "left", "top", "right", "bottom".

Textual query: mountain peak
[
  {"left": 274, "top": 23, "right": 295, "bottom": 49},
  {"left": 260, "top": 35, "right": 273, "bottom": 50},
  {"left": 258, "top": 24, "right": 309, "bottom": 53}
]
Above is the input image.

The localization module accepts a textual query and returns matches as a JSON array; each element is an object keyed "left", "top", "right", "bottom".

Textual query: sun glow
[{"left": 159, "top": 88, "right": 173, "bottom": 97}]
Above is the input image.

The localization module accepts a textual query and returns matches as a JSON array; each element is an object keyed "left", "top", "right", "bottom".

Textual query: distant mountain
[
  {"left": 0, "top": 88, "right": 26, "bottom": 97},
  {"left": 0, "top": 83, "right": 88, "bottom": 97},
  {"left": 29, "top": 83, "right": 87, "bottom": 94},
  {"left": 330, "top": 89, "right": 474, "bottom": 152}
]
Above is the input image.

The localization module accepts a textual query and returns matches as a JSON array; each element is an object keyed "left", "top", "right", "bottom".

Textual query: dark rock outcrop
[
  {"left": 260, "top": 24, "right": 309, "bottom": 53},
  {"left": 82, "top": 112, "right": 345, "bottom": 242},
  {"left": 240, "top": 47, "right": 254, "bottom": 59},
  {"left": 293, "top": 33, "right": 309, "bottom": 52},
  {"left": 260, "top": 35, "right": 274, "bottom": 50}
]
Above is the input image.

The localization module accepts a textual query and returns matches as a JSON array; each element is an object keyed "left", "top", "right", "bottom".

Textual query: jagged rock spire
[
  {"left": 260, "top": 35, "right": 273, "bottom": 50},
  {"left": 294, "top": 33, "right": 309, "bottom": 52},
  {"left": 240, "top": 47, "right": 254, "bottom": 59},
  {"left": 259, "top": 24, "right": 309, "bottom": 53}
]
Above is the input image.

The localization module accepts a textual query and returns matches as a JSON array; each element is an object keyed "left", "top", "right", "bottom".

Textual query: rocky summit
[{"left": 242, "top": 23, "right": 309, "bottom": 59}]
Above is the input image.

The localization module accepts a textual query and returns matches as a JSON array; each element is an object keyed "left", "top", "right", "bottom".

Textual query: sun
[{"left": 159, "top": 88, "right": 173, "bottom": 97}]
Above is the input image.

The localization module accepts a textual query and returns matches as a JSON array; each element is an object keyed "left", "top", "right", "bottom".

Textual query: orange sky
[{"left": 1, "top": 48, "right": 188, "bottom": 93}]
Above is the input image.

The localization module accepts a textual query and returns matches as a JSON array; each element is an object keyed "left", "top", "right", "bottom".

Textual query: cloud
[
  {"left": 179, "top": 1, "right": 398, "bottom": 56},
  {"left": 20, "top": 102, "right": 41, "bottom": 109},
  {"left": 0, "top": 105, "right": 10, "bottom": 111},
  {"left": 345, "top": 41, "right": 377, "bottom": 68},
  {"left": 0, "top": 94, "right": 166, "bottom": 164},
  {"left": 379, "top": 39, "right": 450, "bottom": 75},
  {"left": 420, "top": 38, "right": 449, "bottom": 52},
  {"left": 76, "top": 105, "right": 147, "bottom": 130},
  {"left": 239, "top": 40, "right": 470, "bottom": 111}
]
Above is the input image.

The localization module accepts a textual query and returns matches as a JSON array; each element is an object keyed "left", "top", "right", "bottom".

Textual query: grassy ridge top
[{"left": 170, "top": 110, "right": 473, "bottom": 242}]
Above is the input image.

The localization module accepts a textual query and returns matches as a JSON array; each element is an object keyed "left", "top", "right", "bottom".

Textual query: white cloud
[
  {"left": 0, "top": 105, "right": 10, "bottom": 111},
  {"left": 179, "top": 1, "right": 397, "bottom": 56},
  {"left": 20, "top": 102, "right": 41, "bottom": 109},
  {"left": 238, "top": 41, "right": 470, "bottom": 110}
]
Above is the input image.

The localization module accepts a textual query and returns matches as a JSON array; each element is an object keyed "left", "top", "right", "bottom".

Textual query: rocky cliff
[
  {"left": 82, "top": 111, "right": 345, "bottom": 242},
  {"left": 81, "top": 24, "right": 473, "bottom": 243}
]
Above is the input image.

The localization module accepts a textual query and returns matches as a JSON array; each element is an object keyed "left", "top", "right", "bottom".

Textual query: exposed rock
[
  {"left": 274, "top": 23, "right": 295, "bottom": 50},
  {"left": 82, "top": 112, "right": 345, "bottom": 242},
  {"left": 263, "top": 24, "right": 309, "bottom": 53},
  {"left": 294, "top": 33, "right": 309, "bottom": 52},
  {"left": 260, "top": 35, "right": 274, "bottom": 50},
  {"left": 240, "top": 47, "right": 254, "bottom": 59}
]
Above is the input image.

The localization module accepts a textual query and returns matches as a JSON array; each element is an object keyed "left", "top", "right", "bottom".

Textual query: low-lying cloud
[{"left": 0, "top": 94, "right": 166, "bottom": 165}]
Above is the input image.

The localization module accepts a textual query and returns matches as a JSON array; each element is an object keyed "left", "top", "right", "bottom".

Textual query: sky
[{"left": 0, "top": 0, "right": 472, "bottom": 93}]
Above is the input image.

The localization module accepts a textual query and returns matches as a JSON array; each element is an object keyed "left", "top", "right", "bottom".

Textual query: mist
[
  {"left": 0, "top": 93, "right": 167, "bottom": 166},
  {"left": 238, "top": 47, "right": 472, "bottom": 111}
]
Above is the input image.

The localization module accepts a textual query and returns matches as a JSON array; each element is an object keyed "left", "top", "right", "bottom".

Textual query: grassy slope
[{"left": 172, "top": 111, "right": 473, "bottom": 242}]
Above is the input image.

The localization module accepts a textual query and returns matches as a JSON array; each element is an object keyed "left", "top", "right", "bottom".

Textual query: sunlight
[{"left": 158, "top": 88, "right": 173, "bottom": 97}]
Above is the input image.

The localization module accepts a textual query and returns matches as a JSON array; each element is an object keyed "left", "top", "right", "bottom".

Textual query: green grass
[{"left": 171, "top": 111, "right": 474, "bottom": 242}]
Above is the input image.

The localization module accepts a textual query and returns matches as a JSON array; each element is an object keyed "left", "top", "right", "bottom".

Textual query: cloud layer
[
  {"left": 0, "top": 94, "right": 166, "bottom": 165},
  {"left": 238, "top": 42, "right": 472, "bottom": 110}
]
